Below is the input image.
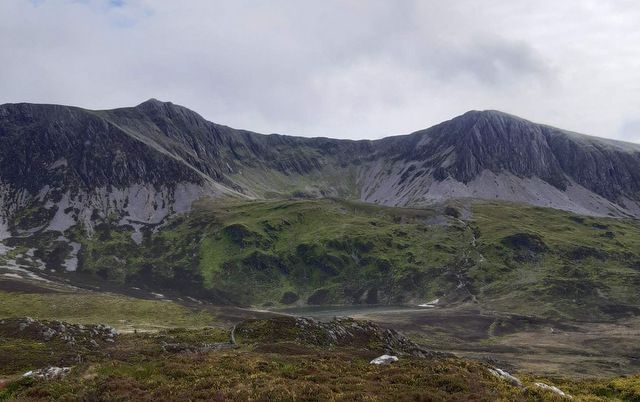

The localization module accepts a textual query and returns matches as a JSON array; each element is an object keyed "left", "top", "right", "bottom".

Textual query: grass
[
  {"left": 0, "top": 290, "right": 216, "bottom": 331},
  {"left": 470, "top": 201, "right": 640, "bottom": 320}
]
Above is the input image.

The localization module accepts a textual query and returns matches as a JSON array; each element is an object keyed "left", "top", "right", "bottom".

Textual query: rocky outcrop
[
  {"left": 0, "top": 317, "right": 117, "bottom": 347},
  {"left": 2, "top": 101, "right": 640, "bottom": 234},
  {"left": 23, "top": 366, "right": 72, "bottom": 380},
  {"left": 234, "top": 316, "right": 439, "bottom": 357},
  {"left": 360, "top": 110, "right": 640, "bottom": 216}
]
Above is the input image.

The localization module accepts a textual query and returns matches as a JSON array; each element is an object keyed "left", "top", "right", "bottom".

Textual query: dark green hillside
[
  {"left": 71, "top": 198, "right": 464, "bottom": 307},
  {"left": 8, "top": 199, "right": 635, "bottom": 320},
  {"left": 470, "top": 202, "right": 640, "bottom": 320}
]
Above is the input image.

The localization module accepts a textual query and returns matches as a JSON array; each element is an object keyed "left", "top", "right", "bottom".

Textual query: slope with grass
[{"left": 5, "top": 198, "right": 639, "bottom": 322}]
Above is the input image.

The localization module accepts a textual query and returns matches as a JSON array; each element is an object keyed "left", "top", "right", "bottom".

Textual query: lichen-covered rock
[
  {"left": 0, "top": 317, "right": 117, "bottom": 348},
  {"left": 23, "top": 366, "right": 71, "bottom": 380}
]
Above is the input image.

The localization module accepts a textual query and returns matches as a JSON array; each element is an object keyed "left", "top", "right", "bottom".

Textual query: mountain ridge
[
  {"left": 1, "top": 99, "right": 640, "bottom": 240},
  {"left": 2, "top": 100, "right": 640, "bottom": 316}
]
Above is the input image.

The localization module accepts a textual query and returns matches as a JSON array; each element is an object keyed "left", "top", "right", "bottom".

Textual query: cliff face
[
  {"left": 359, "top": 111, "right": 640, "bottom": 215},
  {"left": 1, "top": 100, "right": 640, "bottom": 241}
]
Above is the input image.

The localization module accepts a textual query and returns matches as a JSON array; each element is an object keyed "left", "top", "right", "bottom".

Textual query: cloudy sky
[{"left": 1, "top": 1, "right": 639, "bottom": 141}]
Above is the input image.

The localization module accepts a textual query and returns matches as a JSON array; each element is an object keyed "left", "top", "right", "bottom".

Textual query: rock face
[{"left": 359, "top": 111, "right": 640, "bottom": 215}]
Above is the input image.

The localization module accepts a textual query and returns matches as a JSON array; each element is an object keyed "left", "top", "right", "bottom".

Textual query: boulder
[
  {"left": 370, "top": 355, "right": 399, "bottom": 365},
  {"left": 23, "top": 366, "right": 71, "bottom": 380},
  {"left": 488, "top": 367, "right": 522, "bottom": 387},
  {"left": 534, "top": 382, "right": 572, "bottom": 399}
]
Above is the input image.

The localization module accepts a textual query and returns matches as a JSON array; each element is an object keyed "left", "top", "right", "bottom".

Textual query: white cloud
[{"left": 1, "top": 0, "right": 639, "bottom": 141}]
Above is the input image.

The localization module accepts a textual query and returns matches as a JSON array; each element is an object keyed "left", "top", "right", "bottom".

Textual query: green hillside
[{"left": 7, "top": 198, "right": 640, "bottom": 321}]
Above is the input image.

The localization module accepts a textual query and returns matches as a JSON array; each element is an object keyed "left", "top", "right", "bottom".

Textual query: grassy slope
[
  {"left": 471, "top": 202, "right": 640, "bottom": 320},
  {"left": 0, "top": 290, "right": 216, "bottom": 331},
  {"left": 32, "top": 198, "right": 636, "bottom": 321},
  {"left": 192, "top": 198, "right": 460, "bottom": 306},
  {"left": 66, "top": 198, "right": 465, "bottom": 308}
]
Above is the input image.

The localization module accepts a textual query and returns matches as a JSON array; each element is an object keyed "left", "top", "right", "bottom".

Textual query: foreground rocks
[{"left": 0, "top": 317, "right": 118, "bottom": 348}]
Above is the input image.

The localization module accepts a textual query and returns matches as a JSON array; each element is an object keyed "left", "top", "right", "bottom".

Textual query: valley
[
  {"left": 1, "top": 274, "right": 640, "bottom": 401},
  {"left": 2, "top": 101, "right": 640, "bottom": 400}
]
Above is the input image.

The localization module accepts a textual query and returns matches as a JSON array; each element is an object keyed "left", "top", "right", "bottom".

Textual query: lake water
[{"left": 272, "top": 304, "right": 431, "bottom": 320}]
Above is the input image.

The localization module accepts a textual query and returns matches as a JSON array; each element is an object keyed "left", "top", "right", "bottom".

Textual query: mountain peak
[
  {"left": 456, "top": 109, "right": 526, "bottom": 124},
  {"left": 135, "top": 98, "right": 173, "bottom": 111},
  {"left": 138, "top": 98, "right": 168, "bottom": 106}
]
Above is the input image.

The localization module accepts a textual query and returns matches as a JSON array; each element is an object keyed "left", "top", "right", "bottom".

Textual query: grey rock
[
  {"left": 370, "top": 355, "right": 399, "bottom": 365},
  {"left": 488, "top": 367, "right": 523, "bottom": 387},
  {"left": 23, "top": 366, "right": 71, "bottom": 380},
  {"left": 534, "top": 382, "right": 572, "bottom": 399}
]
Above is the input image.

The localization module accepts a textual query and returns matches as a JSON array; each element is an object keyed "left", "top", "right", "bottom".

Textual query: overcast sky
[{"left": 1, "top": 1, "right": 640, "bottom": 141}]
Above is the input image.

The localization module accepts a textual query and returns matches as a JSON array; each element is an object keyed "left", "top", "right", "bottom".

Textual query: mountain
[
  {"left": 2, "top": 99, "right": 640, "bottom": 240},
  {"left": 1, "top": 99, "right": 640, "bottom": 313}
]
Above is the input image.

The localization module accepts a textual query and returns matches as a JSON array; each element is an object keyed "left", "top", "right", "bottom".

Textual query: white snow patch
[
  {"left": 25, "top": 249, "right": 46, "bottom": 270},
  {"left": 151, "top": 292, "right": 164, "bottom": 298},
  {"left": 187, "top": 296, "right": 203, "bottom": 304},
  {"left": 0, "top": 242, "right": 12, "bottom": 256}
]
